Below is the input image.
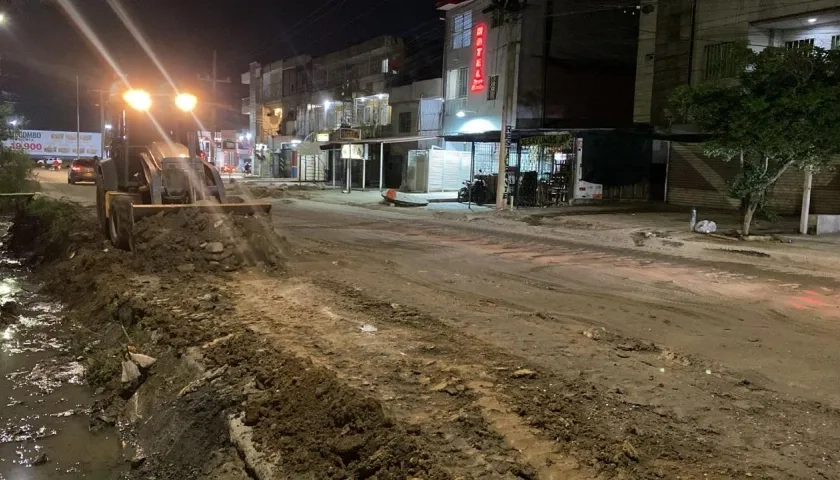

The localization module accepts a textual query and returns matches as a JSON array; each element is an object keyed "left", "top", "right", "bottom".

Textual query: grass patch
[{"left": 7, "top": 197, "right": 88, "bottom": 263}]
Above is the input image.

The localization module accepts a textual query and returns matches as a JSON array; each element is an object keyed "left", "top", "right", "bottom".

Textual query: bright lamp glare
[
  {"left": 174, "top": 93, "right": 197, "bottom": 112},
  {"left": 123, "top": 90, "right": 152, "bottom": 111}
]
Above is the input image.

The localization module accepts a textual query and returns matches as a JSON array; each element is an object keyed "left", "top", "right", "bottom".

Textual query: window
[
  {"left": 381, "top": 58, "right": 389, "bottom": 73},
  {"left": 704, "top": 42, "right": 739, "bottom": 80},
  {"left": 491, "top": 10, "right": 503, "bottom": 28},
  {"left": 451, "top": 10, "right": 472, "bottom": 49},
  {"left": 832, "top": 35, "right": 840, "bottom": 50},
  {"left": 785, "top": 38, "right": 814, "bottom": 50},
  {"left": 398, "top": 112, "right": 412, "bottom": 133},
  {"left": 487, "top": 76, "right": 499, "bottom": 100},
  {"left": 446, "top": 67, "right": 469, "bottom": 99}
]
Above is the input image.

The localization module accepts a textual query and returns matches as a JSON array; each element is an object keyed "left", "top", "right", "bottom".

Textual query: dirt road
[
  {"left": 24, "top": 171, "right": 840, "bottom": 477},
  {"left": 254, "top": 198, "right": 840, "bottom": 478},
  {"left": 35, "top": 169, "right": 95, "bottom": 205}
]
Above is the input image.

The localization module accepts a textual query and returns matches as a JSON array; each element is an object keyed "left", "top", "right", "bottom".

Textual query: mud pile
[
  {"left": 131, "top": 209, "right": 288, "bottom": 273},
  {"left": 205, "top": 331, "right": 449, "bottom": 479}
]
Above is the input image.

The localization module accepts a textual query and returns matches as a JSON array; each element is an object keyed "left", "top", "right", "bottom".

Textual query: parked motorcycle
[{"left": 457, "top": 171, "right": 491, "bottom": 205}]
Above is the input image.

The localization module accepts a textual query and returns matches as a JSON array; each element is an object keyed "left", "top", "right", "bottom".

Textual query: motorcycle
[{"left": 457, "top": 172, "right": 491, "bottom": 205}]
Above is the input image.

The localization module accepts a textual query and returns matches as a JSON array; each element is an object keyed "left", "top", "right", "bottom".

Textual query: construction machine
[{"left": 95, "top": 83, "right": 271, "bottom": 250}]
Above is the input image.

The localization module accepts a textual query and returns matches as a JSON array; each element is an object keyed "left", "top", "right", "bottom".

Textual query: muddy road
[
  {"left": 14, "top": 183, "right": 840, "bottom": 479},
  {"left": 259, "top": 199, "right": 840, "bottom": 478}
]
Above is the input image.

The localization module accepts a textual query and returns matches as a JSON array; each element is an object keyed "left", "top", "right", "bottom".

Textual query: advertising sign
[
  {"left": 341, "top": 144, "right": 367, "bottom": 160},
  {"left": 3, "top": 130, "right": 102, "bottom": 158}
]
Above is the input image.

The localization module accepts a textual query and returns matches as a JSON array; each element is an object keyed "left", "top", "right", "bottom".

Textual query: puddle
[{"left": 0, "top": 223, "right": 128, "bottom": 479}]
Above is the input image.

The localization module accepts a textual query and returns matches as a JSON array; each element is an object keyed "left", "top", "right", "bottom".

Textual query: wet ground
[{"left": 0, "top": 222, "right": 126, "bottom": 479}]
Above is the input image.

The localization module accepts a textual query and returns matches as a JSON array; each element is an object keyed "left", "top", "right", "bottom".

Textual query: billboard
[{"left": 3, "top": 130, "right": 102, "bottom": 158}]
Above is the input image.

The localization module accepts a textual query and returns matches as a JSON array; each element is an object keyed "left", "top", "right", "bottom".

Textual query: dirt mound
[{"left": 132, "top": 209, "right": 288, "bottom": 273}]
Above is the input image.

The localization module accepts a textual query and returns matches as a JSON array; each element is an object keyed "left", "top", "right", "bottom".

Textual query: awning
[{"left": 319, "top": 135, "right": 438, "bottom": 150}]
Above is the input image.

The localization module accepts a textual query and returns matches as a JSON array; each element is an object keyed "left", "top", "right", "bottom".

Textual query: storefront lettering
[{"left": 470, "top": 23, "right": 486, "bottom": 92}]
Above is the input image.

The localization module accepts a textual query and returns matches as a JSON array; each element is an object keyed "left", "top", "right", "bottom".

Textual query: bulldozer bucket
[{"left": 106, "top": 196, "right": 272, "bottom": 251}]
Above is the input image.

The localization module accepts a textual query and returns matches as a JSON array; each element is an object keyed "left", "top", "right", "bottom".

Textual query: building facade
[
  {"left": 438, "top": 0, "right": 639, "bottom": 137},
  {"left": 242, "top": 37, "right": 446, "bottom": 187},
  {"left": 635, "top": 0, "right": 840, "bottom": 126},
  {"left": 436, "top": 0, "right": 646, "bottom": 205},
  {"left": 635, "top": 0, "right": 840, "bottom": 214}
]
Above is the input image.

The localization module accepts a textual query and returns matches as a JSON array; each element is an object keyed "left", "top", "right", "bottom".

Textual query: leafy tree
[
  {"left": 669, "top": 45, "right": 840, "bottom": 236},
  {"left": 0, "top": 102, "right": 34, "bottom": 193}
]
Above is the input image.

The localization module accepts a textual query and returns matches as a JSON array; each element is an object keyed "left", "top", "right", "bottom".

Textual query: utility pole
[
  {"left": 495, "top": 7, "right": 520, "bottom": 210},
  {"left": 89, "top": 88, "right": 108, "bottom": 157},
  {"left": 197, "top": 50, "right": 232, "bottom": 164}
]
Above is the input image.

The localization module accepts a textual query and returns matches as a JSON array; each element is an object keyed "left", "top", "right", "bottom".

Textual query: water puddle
[{"left": 0, "top": 226, "right": 127, "bottom": 479}]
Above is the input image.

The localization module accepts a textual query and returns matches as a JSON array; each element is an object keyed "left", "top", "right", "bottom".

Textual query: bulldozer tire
[
  {"left": 108, "top": 196, "right": 132, "bottom": 251},
  {"left": 95, "top": 176, "right": 108, "bottom": 235}
]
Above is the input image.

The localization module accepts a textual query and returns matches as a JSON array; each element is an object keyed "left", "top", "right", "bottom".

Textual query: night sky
[{"left": 0, "top": 0, "right": 441, "bottom": 132}]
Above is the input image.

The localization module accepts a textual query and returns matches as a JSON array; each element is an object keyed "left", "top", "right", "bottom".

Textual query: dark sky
[{"left": 0, "top": 0, "right": 441, "bottom": 132}]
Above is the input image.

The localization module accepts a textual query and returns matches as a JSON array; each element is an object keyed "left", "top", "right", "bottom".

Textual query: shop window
[
  {"left": 703, "top": 42, "right": 739, "bottom": 80},
  {"left": 398, "top": 112, "right": 412, "bottom": 133},
  {"left": 452, "top": 10, "right": 472, "bottom": 49}
]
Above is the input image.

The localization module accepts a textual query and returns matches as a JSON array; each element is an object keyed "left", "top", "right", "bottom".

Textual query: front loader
[{"left": 95, "top": 84, "right": 271, "bottom": 250}]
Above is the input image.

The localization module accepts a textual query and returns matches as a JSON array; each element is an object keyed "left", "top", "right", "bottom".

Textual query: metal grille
[
  {"left": 511, "top": 143, "right": 574, "bottom": 207},
  {"left": 703, "top": 42, "right": 738, "bottom": 80}
]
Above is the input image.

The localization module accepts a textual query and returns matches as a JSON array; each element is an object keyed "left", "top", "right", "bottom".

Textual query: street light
[
  {"left": 123, "top": 89, "right": 151, "bottom": 111},
  {"left": 174, "top": 93, "right": 197, "bottom": 112},
  {"left": 0, "top": 13, "right": 7, "bottom": 24},
  {"left": 104, "top": 124, "right": 112, "bottom": 130}
]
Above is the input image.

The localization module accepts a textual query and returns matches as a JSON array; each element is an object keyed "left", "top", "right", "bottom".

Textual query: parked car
[{"left": 67, "top": 158, "right": 96, "bottom": 184}]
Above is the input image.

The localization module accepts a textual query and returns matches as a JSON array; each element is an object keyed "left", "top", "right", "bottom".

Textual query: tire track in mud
[{"left": 233, "top": 275, "right": 585, "bottom": 479}]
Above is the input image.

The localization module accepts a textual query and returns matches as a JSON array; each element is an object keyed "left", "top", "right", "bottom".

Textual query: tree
[
  {"left": 669, "top": 45, "right": 840, "bottom": 236},
  {"left": 0, "top": 102, "right": 33, "bottom": 193}
]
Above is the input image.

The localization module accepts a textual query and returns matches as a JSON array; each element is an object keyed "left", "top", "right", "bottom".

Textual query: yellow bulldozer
[{"left": 95, "top": 84, "right": 271, "bottom": 250}]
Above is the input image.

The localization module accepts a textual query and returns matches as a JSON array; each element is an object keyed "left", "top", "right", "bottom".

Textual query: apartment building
[{"left": 635, "top": 0, "right": 840, "bottom": 214}]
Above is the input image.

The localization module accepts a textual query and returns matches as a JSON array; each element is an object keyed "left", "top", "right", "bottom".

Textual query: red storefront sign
[{"left": 470, "top": 23, "right": 487, "bottom": 92}]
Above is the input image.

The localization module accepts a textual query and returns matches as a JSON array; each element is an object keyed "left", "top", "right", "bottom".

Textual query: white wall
[{"left": 776, "top": 23, "right": 840, "bottom": 48}]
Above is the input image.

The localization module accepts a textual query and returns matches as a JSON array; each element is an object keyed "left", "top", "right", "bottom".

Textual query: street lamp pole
[{"left": 76, "top": 75, "right": 80, "bottom": 161}]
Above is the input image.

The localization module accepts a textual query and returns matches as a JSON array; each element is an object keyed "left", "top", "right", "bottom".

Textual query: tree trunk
[{"left": 742, "top": 201, "right": 758, "bottom": 236}]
